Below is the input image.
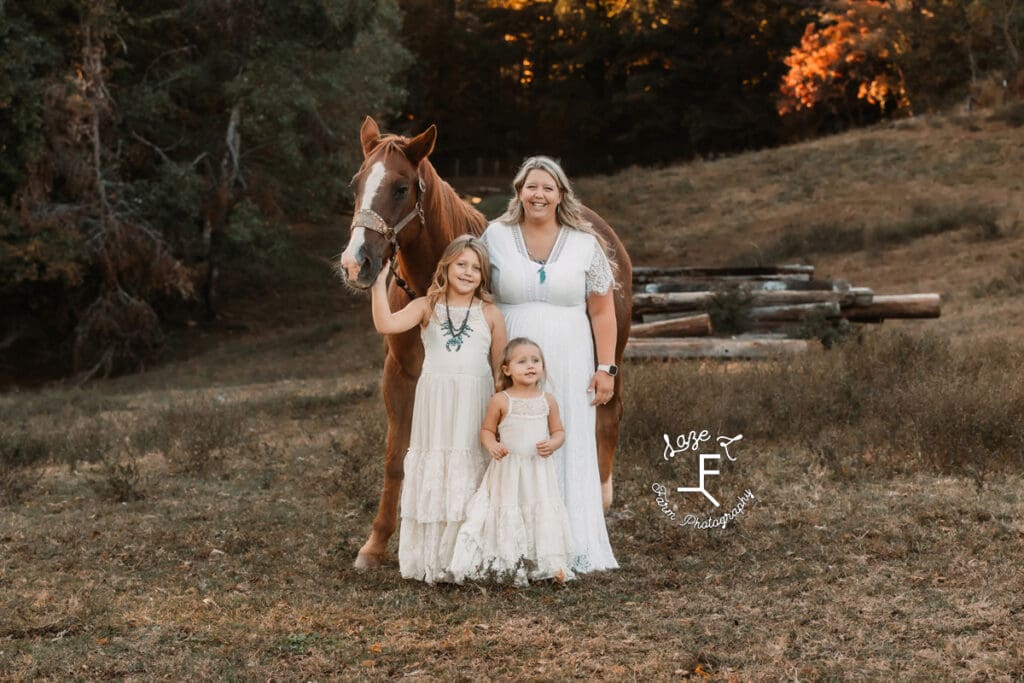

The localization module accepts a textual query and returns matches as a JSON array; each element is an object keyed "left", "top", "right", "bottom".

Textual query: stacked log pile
[{"left": 625, "top": 265, "right": 940, "bottom": 360}]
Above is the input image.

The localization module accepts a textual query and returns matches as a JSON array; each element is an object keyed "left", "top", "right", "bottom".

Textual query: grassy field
[{"left": 3, "top": 110, "right": 1024, "bottom": 680}]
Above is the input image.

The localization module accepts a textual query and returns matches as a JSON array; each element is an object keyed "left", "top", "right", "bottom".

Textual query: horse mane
[
  {"left": 376, "top": 135, "right": 487, "bottom": 243},
  {"left": 418, "top": 157, "right": 487, "bottom": 241}
]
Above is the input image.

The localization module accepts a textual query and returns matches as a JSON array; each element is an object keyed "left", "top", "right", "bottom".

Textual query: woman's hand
[{"left": 588, "top": 370, "right": 615, "bottom": 406}]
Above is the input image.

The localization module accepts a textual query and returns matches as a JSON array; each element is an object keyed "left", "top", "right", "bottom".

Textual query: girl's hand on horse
[
  {"left": 370, "top": 265, "right": 429, "bottom": 335},
  {"left": 373, "top": 262, "right": 389, "bottom": 289}
]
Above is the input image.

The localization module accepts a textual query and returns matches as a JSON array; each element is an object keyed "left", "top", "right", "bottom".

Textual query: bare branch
[{"left": 130, "top": 130, "right": 172, "bottom": 164}]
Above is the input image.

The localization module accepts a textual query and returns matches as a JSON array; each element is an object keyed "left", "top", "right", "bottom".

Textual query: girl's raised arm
[{"left": 371, "top": 265, "right": 429, "bottom": 334}]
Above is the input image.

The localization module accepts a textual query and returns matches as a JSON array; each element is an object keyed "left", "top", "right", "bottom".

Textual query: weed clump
[
  {"left": 0, "top": 429, "right": 48, "bottom": 505},
  {"left": 707, "top": 284, "right": 754, "bottom": 335},
  {"left": 88, "top": 447, "right": 145, "bottom": 502},
  {"left": 136, "top": 400, "right": 251, "bottom": 475}
]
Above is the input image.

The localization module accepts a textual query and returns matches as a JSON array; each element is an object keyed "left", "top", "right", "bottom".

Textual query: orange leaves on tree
[{"left": 779, "top": 1, "right": 910, "bottom": 116}]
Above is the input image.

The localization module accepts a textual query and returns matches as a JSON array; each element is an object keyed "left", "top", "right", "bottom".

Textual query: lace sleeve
[{"left": 585, "top": 238, "right": 614, "bottom": 296}]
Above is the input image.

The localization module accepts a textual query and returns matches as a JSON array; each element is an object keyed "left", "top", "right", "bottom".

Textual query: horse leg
[
  {"left": 596, "top": 375, "right": 624, "bottom": 513},
  {"left": 355, "top": 358, "right": 415, "bottom": 569}
]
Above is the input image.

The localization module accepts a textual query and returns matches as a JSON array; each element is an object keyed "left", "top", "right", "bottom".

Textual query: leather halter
[{"left": 349, "top": 176, "right": 426, "bottom": 299}]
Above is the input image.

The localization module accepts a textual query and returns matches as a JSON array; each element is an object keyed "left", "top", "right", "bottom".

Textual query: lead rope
[{"left": 387, "top": 243, "right": 419, "bottom": 300}]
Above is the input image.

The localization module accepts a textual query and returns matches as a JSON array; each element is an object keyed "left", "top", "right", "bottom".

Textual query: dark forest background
[{"left": 2, "top": 0, "right": 1022, "bottom": 378}]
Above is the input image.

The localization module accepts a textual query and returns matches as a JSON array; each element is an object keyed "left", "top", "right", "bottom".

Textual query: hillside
[{"left": 575, "top": 111, "right": 1024, "bottom": 346}]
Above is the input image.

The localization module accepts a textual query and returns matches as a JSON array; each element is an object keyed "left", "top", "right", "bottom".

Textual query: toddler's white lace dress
[{"left": 450, "top": 391, "right": 576, "bottom": 586}]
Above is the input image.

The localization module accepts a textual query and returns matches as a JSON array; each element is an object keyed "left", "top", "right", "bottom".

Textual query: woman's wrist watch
[{"left": 596, "top": 363, "right": 618, "bottom": 377}]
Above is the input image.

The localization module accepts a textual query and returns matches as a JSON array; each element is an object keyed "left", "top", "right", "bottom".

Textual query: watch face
[{"left": 606, "top": 364, "right": 618, "bottom": 376}]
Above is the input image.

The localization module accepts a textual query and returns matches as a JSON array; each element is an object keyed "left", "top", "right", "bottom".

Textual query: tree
[
  {"left": 1, "top": 0, "right": 410, "bottom": 378},
  {"left": 779, "top": 1, "right": 910, "bottom": 124}
]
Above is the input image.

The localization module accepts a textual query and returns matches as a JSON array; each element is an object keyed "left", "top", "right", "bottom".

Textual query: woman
[{"left": 480, "top": 156, "right": 618, "bottom": 573}]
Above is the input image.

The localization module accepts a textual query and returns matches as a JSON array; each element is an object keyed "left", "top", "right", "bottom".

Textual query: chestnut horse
[{"left": 339, "top": 117, "right": 632, "bottom": 569}]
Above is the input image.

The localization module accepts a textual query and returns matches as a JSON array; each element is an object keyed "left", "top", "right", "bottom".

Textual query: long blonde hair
[
  {"left": 425, "top": 234, "right": 494, "bottom": 312},
  {"left": 498, "top": 155, "right": 618, "bottom": 282},
  {"left": 497, "top": 337, "right": 548, "bottom": 391}
]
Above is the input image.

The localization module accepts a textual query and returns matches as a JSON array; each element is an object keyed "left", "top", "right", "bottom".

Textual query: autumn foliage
[{"left": 779, "top": 1, "right": 910, "bottom": 117}]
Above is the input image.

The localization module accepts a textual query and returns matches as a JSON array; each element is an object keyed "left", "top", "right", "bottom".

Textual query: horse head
[{"left": 339, "top": 116, "right": 436, "bottom": 289}]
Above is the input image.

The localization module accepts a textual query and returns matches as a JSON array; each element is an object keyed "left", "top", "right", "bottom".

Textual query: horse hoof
[
  {"left": 602, "top": 475, "right": 613, "bottom": 513},
  {"left": 354, "top": 552, "right": 383, "bottom": 570}
]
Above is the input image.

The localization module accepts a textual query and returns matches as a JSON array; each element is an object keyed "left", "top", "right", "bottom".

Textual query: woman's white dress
[
  {"left": 450, "top": 392, "right": 577, "bottom": 585},
  {"left": 398, "top": 302, "right": 492, "bottom": 584},
  {"left": 481, "top": 221, "right": 619, "bottom": 573}
]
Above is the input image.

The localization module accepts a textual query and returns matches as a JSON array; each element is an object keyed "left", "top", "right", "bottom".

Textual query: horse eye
[{"left": 394, "top": 185, "right": 408, "bottom": 199}]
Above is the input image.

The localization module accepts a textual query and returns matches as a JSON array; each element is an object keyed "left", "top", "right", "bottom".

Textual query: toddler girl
[{"left": 450, "top": 337, "right": 576, "bottom": 586}]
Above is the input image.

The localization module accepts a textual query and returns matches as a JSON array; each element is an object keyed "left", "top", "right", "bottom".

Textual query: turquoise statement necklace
[{"left": 441, "top": 295, "right": 474, "bottom": 352}]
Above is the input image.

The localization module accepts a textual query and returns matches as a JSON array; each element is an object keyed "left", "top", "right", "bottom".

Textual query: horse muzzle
[{"left": 338, "top": 243, "right": 382, "bottom": 290}]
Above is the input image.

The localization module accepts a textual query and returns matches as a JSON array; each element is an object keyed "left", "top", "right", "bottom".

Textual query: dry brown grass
[{"left": 4, "top": 115, "right": 1024, "bottom": 679}]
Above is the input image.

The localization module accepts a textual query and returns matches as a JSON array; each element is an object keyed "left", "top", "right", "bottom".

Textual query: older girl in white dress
[{"left": 369, "top": 235, "right": 507, "bottom": 584}]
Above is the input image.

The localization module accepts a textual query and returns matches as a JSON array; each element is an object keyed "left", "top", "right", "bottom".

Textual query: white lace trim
[
  {"left": 401, "top": 447, "right": 486, "bottom": 522},
  {"left": 502, "top": 393, "right": 549, "bottom": 419},
  {"left": 450, "top": 501, "right": 577, "bottom": 585},
  {"left": 585, "top": 239, "right": 613, "bottom": 296}
]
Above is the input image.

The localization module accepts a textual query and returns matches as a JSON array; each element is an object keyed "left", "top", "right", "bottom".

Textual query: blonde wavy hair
[
  {"left": 425, "top": 234, "right": 494, "bottom": 312},
  {"left": 498, "top": 155, "right": 618, "bottom": 282},
  {"left": 497, "top": 337, "right": 548, "bottom": 392}
]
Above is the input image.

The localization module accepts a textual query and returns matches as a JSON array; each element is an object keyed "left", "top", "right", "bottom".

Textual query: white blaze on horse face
[
  {"left": 340, "top": 227, "right": 366, "bottom": 281},
  {"left": 340, "top": 161, "right": 387, "bottom": 282},
  {"left": 360, "top": 161, "right": 386, "bottom": 212}
]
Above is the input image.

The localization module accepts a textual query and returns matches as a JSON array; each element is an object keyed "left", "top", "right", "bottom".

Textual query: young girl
[
  {"left": 370, "top": 234, "right": 507, "bottom": 584},
  {"left": 450, "top": 338, "right": 576, "bottom": 586}
]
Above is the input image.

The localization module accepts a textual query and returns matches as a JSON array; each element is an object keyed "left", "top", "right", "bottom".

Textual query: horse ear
[
  {"left": 360, "top": 116, "right": 381, "bottom": 157},
  {"left": 404, "top": 125, "right": 437, "bottom": 166}
]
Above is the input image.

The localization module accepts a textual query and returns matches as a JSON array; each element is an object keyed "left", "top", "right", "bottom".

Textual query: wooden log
[
  {"left": 632, "top": 265, "right": 815, "bottom": 279},
  {"left": 842, "top": 294, "right": 941, "bottom": 321},
  {"left": 633, "top": 290, "right": 857, "bottom": 315},
  {"left": 638, "top": 278, "right": 842, "bottom": 293},
  {"left": 849, "top": 287, "right": 874, "bottom": 306},
  {"left": 747, "top": 320, "right": 843, "bottom": 334},
  {"left": 642, "top": 311, "right": 704, "bottom": 324},
  {"left": 630, "top": 313, "right": 712, "bottom": 338},
  {"left": 748, "top": 301, "right": 841, "bottom": 322},
  {"left": 625, "top": 337, "right": 814, "bottom": 360}
]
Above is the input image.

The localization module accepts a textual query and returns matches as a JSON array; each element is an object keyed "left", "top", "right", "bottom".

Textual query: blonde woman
[{"left": 480, "top": 156, "right": 618, "bottom": 573}]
